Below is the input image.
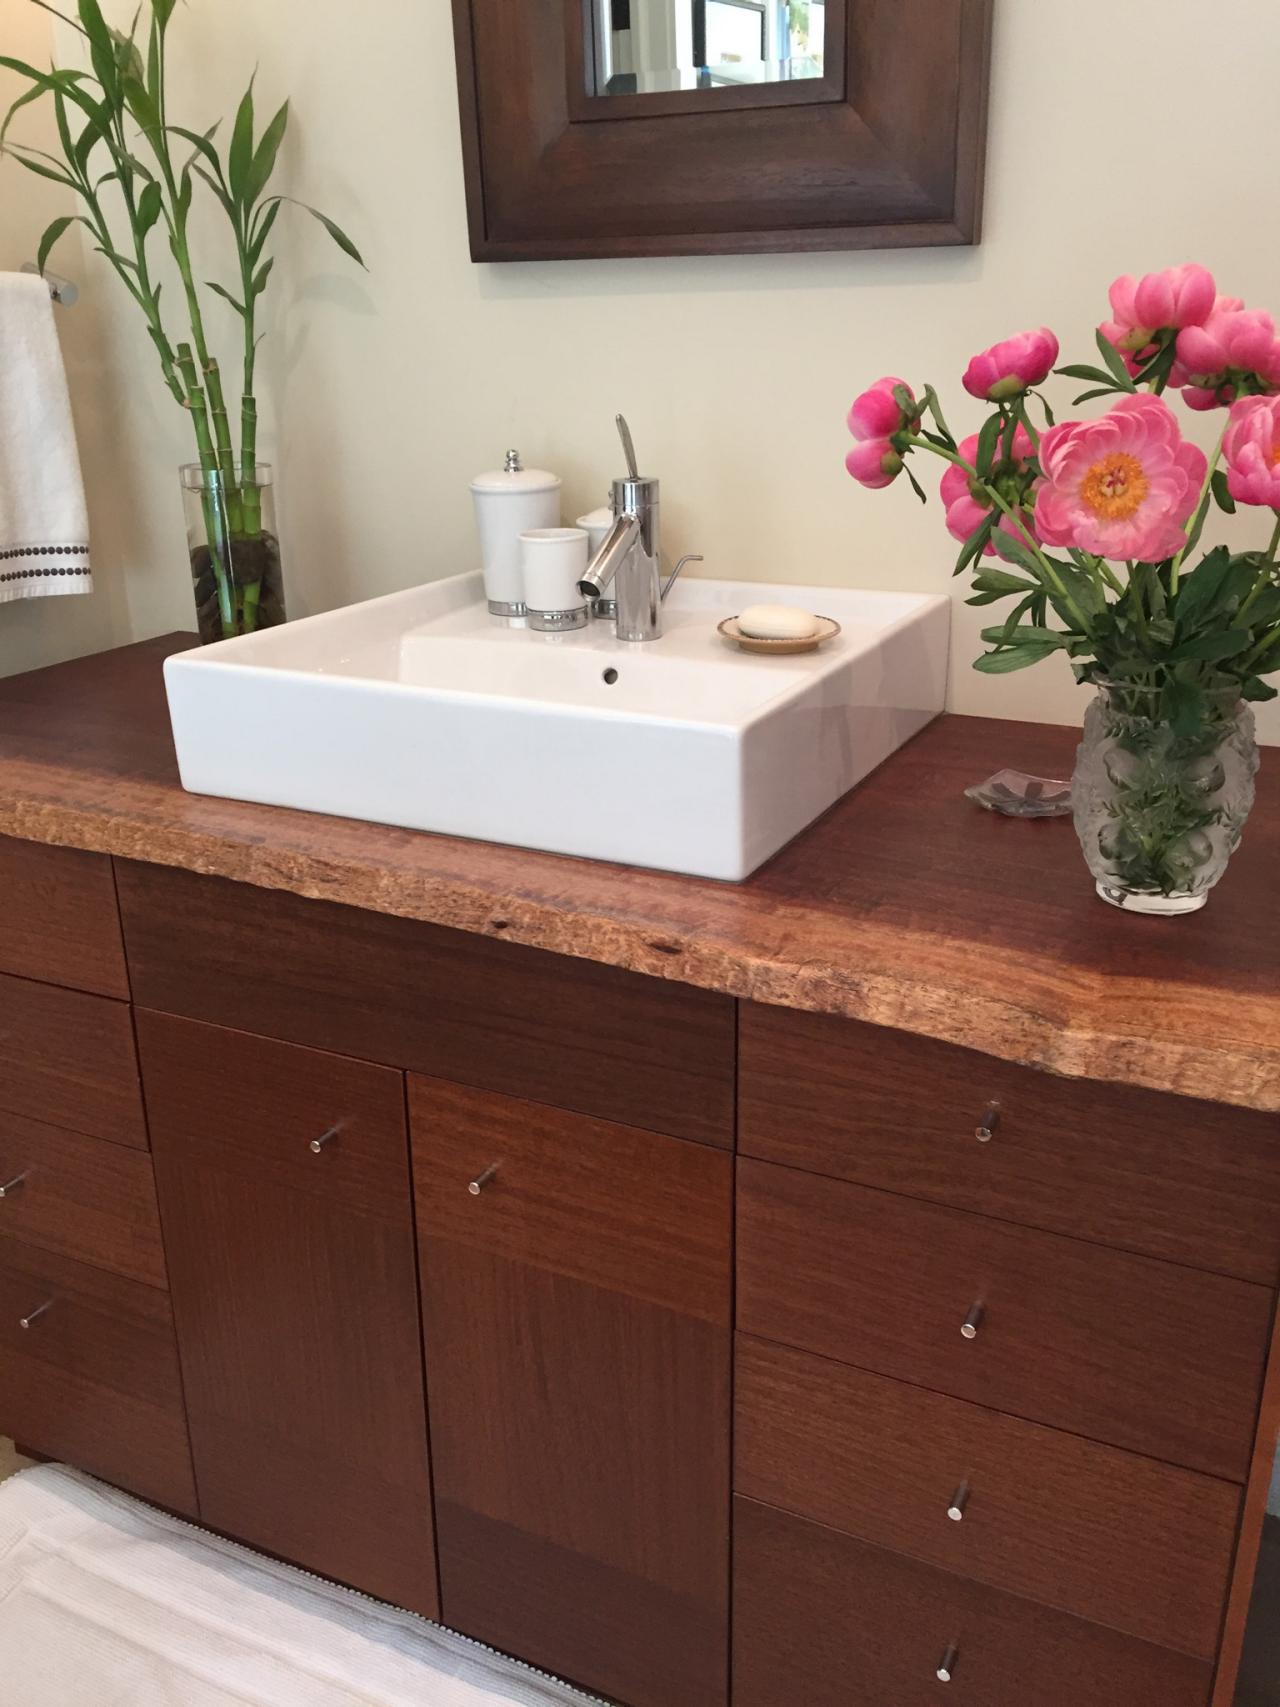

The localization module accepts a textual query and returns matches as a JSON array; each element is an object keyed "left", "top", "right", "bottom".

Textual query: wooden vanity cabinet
[{"left": 411, "top": 1076, "right": 733, "bottom": 1707}]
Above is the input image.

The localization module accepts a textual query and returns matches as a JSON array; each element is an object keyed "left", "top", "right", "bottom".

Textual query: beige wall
[{"left": 4, "top": 0, "right": 1280, "bottom": 742}]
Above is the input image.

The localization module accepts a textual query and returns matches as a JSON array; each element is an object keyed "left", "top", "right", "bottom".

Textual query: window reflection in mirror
[{"left": 591, "top": 0, "right": 825, "bottom": 97}]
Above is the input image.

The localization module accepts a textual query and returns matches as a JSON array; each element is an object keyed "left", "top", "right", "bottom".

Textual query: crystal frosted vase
[{"left": 1072, "top": 682, "right": 1259, "bottom": 915}]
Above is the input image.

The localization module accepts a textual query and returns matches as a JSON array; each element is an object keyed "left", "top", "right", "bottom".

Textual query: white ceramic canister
[{"left": 470, "top": 450, "right": 562, "bottom": 616}]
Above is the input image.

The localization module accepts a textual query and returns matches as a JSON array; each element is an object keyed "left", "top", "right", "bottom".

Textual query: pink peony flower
[
  {"left": 1223, "top": 395, "right": 1280, "bottom": 508},
  {"left": 963, "top": 329, "right": 1060, "bottom": 402},
  {"left": 847, "top": 377, "right": 915, "bottom": 442},
  {"left": 941, "top": 427, "right": 1037, "bottom": 553},
  {"left": 1107, "top": 264, "right": 1216, "bottom": 347},
  {"left": 1177, "top": 304, "right": 1280, "bottom": 407},
  {"left": 845, "top": 438, "right": 903, "bottom": 489},
  {"left": 1035, "top": 395, "right": 1207, "bottom": 563}
]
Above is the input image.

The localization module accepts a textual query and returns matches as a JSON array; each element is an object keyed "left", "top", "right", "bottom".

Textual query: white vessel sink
[{"left": 165, "top": 572, "right": 950, "bottom": 881}]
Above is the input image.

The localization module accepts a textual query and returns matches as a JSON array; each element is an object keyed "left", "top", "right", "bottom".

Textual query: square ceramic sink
[{"left": 165, "top": 572, "right": 950, "bottom": 881}]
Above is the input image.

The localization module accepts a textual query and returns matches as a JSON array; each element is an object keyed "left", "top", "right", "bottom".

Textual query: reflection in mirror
[{"left": 591, "top": 0, "right": 825, "bottom": 97}]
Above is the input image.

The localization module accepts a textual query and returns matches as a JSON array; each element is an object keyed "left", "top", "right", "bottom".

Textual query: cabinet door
[
  {"left": 411, "top": 1075, "right": 732, "bottom": 1707},
  {"left": 139, "top": 1011, "right": 438, "bottom": 1616}
]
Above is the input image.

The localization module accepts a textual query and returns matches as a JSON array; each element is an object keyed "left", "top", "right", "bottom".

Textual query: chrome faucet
[{"left": 578, "top": 416, "right": 701, "bottom": 642}]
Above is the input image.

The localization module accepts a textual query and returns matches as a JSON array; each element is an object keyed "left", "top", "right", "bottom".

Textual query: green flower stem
[
  {"left": 1170, "top": 431, "right": 1226, "bottom": 594},
  {"left": 903, "top": 434, "right": 1095, "bottom": 635}
]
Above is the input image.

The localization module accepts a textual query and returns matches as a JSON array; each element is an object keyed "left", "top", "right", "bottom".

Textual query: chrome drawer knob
[
  {"left": 468, "top": 1163, "right": 500, "bottom": 1197},
  {"left": 19, "top": 1299, "right": 53, "bottom": 1331},
  {"left": 961, "top": 1302, "right": 985, "bottom": 1340},
  {"left": 975, "top": 1103, "right": 1001, "bottom": 1142},
  {"left": 0, "top": 1172, "right": 28, "bottom": 1199},
  {"left": 947, "top": 1480, "right": 970, "bottom": 1522},
  {"left": 937, "top": 1644, "right": 960, "bottom": 1683},
  {"left": 309, "top": 1127, "right": 340, "bottom": 1156}
]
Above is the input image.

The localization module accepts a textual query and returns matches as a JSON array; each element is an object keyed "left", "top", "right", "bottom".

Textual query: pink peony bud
[
  {"left": 1222, "top": 395, "right": 1280, "bottom": 508},
  {"left": 1176, "top": 304, "right": 1280, "bottom": 410},
  {"left": 1131, "top": 264, "right": 1217, "bottom": 332},
  {"left": 845, "top": 438, "right": 904, "bottom": 489},
  {"left": 962, "top": 329, "right": 1060, "bottom": 402},
  {"left": 940, "top": 427, "right": 1037, "bottom": 552},
  {"left": 847, "top": 377, "right": 915, "bottom": 442}
]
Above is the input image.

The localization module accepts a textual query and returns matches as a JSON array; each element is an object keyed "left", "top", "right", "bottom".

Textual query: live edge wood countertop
[{"left": 1, "top": 634, "right": 1278, "bottom": 1114}]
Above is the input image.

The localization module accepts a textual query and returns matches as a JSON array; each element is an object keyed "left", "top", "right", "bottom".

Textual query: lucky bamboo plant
[{"left": 2, "top": 0, "right": 364, "bottom": 639}]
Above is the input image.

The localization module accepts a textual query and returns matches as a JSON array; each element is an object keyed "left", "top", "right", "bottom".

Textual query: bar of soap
[{"left": 737, "top": 603, "right": 819, "bottom": 641}]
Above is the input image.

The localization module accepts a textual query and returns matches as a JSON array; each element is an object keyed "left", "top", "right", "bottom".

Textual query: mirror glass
[{"left": 591, "top": 1, "right": 826, "bottom": 97}]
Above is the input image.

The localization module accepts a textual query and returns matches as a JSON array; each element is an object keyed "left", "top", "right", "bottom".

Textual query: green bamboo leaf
[
  {"left": 6, "top": 148, "right": 78, "bottom": 189},
  {"left": 191, "top": 162, "right": 236, "bottom": 217},
  {"left": 73, "top": 99, "right": 111, "bottom": 172},
  {"left": 252, "top": 256, "right": 275, "bottom": 297},
  {"left": 244, "top": 98, "right": 288, "bottom": 207},
  {"left": 109, "top": 26, "right": 144, "bottom": 86},
  {"left": 277, "top": 197, "right": 367, "bottom": 268},
  {"left": 37, "top": 214, "right": 77, "bottom": 275},
  {"left": 249, "top": 196, "right": 281, "bottom": 263},
  {"left": 228, "top": 76, "right": 256, "bottom": 204},
  {"left": 27, "top": 0, "right": 88, "bottom": 36},
  {"left": 169, "top": 123, "right": 224, "bottom": 181},
  {"left": 151, "top": 0, "right": 177, "bottom": 30},
  {"left": 121, "top": 74, "right": 161, "bottom": 142},
  {"left": 205, "top": 281, "right": 248, "bottom": 319},
  {"left": 136, "top": 177, "right": 163, "bottom": 236},
  {"left": 76, "top": 0, "right": 112, "bottom": 53},
  {"left": 1, "top": 79, "right": 48, "bottom": 154},
  {"left": 973, "top": 642, "right": 1061, "bottom": 673}
]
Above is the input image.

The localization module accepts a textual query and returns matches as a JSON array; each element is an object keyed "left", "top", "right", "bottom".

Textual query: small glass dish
[{"left": 965, "top": 769, "right": 1073, "bottom": 819}]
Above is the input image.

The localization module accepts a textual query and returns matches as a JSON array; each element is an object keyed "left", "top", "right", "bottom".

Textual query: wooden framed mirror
[{"left": 451, "top": 0, "right": 993, "bottom": 261}]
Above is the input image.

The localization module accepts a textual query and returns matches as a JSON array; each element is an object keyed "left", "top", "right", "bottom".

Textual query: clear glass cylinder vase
[
  {"left": 1072, "top": 682, "right": 1259, "bottom": 915},
  {"left": 180, "top": 463, "right": 287, "bottom": 645}
]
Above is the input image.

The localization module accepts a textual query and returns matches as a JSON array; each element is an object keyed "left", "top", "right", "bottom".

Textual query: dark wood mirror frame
[{"left": 451, "top": 0, "right": 993, "bottom": 262}]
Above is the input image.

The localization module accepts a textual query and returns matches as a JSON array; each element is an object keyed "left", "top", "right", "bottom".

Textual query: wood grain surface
[{"left": 2, "top": 636, "right": 1280, "bottom": 1111}]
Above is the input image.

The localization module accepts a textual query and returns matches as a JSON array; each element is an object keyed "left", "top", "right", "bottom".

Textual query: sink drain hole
[{"left": 602, "top": 668, "right": 619, "bottom": 685}]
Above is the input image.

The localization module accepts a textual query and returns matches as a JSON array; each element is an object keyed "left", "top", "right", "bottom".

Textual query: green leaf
[
  {"left": 251, "top": 255, "right": 275, "bottom": 297},
  {"left": 1172, "top": 545, "right": 1233, "bottom": 636},
  {"left": 205, "top": 281, "right": 247, "bottom": 319},
  {"left": 952, "top": 516, "right": 992, "bottom": 577},
  {"left": 73, "top": 99, "right": 111, "bottom": 172},
  {"left": 244, "top": 98, "right": 288, "bottom": 207},
  {"left": 921, "top": 384, "right": 954, "bottom": 446},
  {"left": 971, "top": 568, "right": 1037, "bottom": 596},
  {"left": 1162, "top": 678, "right": 1208, "bottom": 737},
  {"left": 6, "top": 148, "right": 77, "bottom": 189},
  {"left": 904, "top": 465, "right": 928, "bottom": 506},
  {"left": 1, "top": 79, "right": 48, "bottom": 155},
  {"left": 1071, "top": 386, "right": 1123, "bottom": 407},
  {"left": 1167, "top": 628, "right": 1252, "bottom": 664},
  {"left": 249, "top": 196, "right": 281, "bottom": 263},
  {"left": 76, "top": 0, "right": 112, "bottom": 54},
  {"left": 1211, "top": 468, "right": 1236, "bottom": 515},
  {"left": 973, "top": 642, "right": 1061, "bottom": 674},
  {"left": 1242, "top": 676, "right": 1279, "bottom": 702},
  {"left": 151, "top": 0, "right": 177, "bottom": 29},
  {"left": 169, "top": 124, "right": 224, "bottom": 181},
  {"left": 192, "top": 162, "right": 237, "bottom": 218},
  {"left": 27, "top": 0, "right": 88, "bottom": 36},
  {"left": 37, "top": 214, "right": 76, "bottom": 275},
  {"left": 1056, "top": 364, "right": 1121, "bottom": 386},
  {"left": 228, "top": 76, "right": 256, "bottom": 204},
  {"left": 121, "top": 73, "right": 161, "bottom": 141},
  {"left": 1095, "top": 328, "right": 1137, "bottom": 391},
  {"left": 975, "top": 412, "right": 1001, "bottom": 479},
  {"left": 282, "top": 198, "right": 367, "bottom": 268},
  {"left": 978, "top": 625, "right": 1065, "bottom": 648},
  {"left": 136, "top": 177, "right": 163, "bottom": 236}
]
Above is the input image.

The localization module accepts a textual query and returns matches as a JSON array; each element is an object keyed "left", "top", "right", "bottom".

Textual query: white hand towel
[{"left": 0, "top": 272, "right": 91, "bottom": 603}]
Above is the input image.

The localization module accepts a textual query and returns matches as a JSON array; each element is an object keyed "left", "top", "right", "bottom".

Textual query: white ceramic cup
[
  {"left": 520, "top": 528, "right": 590, "bottom": 618},
  {"left": 576, "top": 507, "right": 615, "bottom": 558}
]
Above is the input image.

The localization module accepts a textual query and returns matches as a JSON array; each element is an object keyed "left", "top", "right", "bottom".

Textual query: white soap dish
[{"left": 718, "top": 615, "right": 842, "bottom": 656}]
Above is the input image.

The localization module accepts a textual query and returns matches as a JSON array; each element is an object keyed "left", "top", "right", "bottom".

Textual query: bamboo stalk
[{"left": 177, "top": 343, "right": 236, "bottom": 638}]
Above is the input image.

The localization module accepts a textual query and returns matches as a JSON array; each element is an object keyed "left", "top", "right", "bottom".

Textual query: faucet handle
[{"left": 616, "top": 414, "right": 640, "bottom": 480}]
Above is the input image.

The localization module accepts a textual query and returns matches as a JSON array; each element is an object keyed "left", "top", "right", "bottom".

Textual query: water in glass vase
[
  {"left": 1073, "top": 681, "right": 1259, "bottom": 915},
  {"left": 181, "top": 464, "right": 287, "bottom": 644}
]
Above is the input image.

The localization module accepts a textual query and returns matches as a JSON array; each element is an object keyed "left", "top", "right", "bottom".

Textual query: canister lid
[{"left": 471, "top": 449, "right": 561, "bottom": 494}]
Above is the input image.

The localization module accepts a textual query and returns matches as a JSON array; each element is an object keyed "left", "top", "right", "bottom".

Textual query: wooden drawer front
[
  {"left": 142, "top": 1016, "right": 437, "bottom": 1617},
  {"left": 0, "top": 1234, "right": 196, "bottom": 1514},
  {"left": 0, "top": 1112, "right": 166, "bottom": 1288},
  {"left": 117, "top": 860, "right": 735, "bottom": 1149},
  {"left": 411, "top": 1075, "right": 732, "bottom": 1322},
  {"left": 737, "top": 1159, "right": 1270, "bottom": 1480},
  {"left": 734, "top": 1498, "right": 1213, "bottom": 1707},
  {"left": 0, "top": 971, "right": 146, "bottom": 1149},
  {"left": 740, "top": 1004, "right": 1280, "bottom": 1285},
  {"left": 136, "top": 1011, "right": 414, "bottom": 1219},
  {"left": 414, "top": 1079, "right": 732, "bottom": 1707},
  {"left": 736, "top": 1336, "right": 1238, "bottom": 1658},
  {"left": 0, "top": 835, "right": 128, "bottom": 999}
]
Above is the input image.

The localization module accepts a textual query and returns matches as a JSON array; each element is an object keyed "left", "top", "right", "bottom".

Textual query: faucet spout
[{"left": 579, "top": 512, "right": 640, "bottom": 601}]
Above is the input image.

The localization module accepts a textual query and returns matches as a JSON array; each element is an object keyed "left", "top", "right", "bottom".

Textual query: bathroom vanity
[{"left": 1, "top": 636, "right": 1278, "bottom": 1707}]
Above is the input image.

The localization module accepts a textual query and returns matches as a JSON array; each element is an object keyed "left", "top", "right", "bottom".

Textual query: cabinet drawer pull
[
  {"left": 975, "top": 1103, "right": 1001, "bottom": 1142},
  {"left": 19, "top": 1298, "right": 54, "bottom": 1331},
  {"left": 961, "top": 1301, "right": 985, "bottom": 1340},
  {"left": 309, "top": 1127, "right": 340, "bottom": 1155},
  {"left": 0, "top": 1171, "right": 28, "bottom": 1199},
  {"left": 947, "top": 1480, "right": 970, "bottom": 1522},
  {"left": 468, "top": 1163, "right": 500, "bottom": 1197},
  {"left": 936, "top": 1643, "right": 959, "bottom": 1683}
]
